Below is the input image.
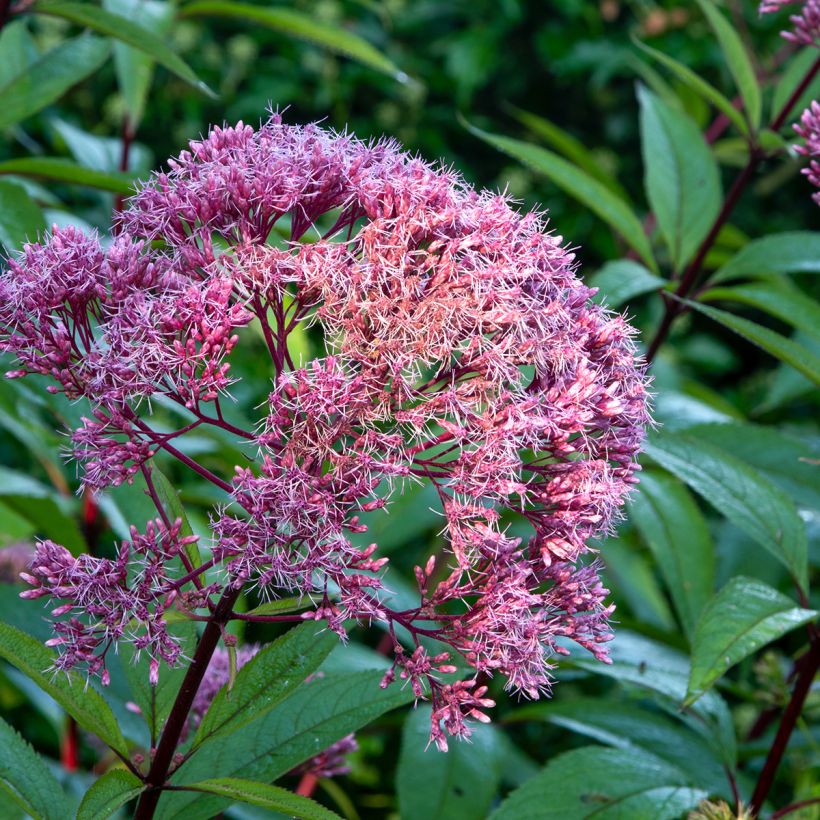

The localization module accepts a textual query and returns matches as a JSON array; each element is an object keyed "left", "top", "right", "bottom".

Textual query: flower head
[
  {"left": 760, "top": 0, "right": 820, "bottom": 44},
  {"left": 795, "top": 100, "right": 820, "bottom": 204}
]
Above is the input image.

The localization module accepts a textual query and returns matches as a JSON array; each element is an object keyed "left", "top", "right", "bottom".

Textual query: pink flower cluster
[
  {"left": 2, "top": 114, "right": 649, "bottom": 747},
  {"left": 760, "top": 0, "right": 820, "bottom": 44},
  {"left": 795, "top": 101, "right": 820, "bottom": 204}
]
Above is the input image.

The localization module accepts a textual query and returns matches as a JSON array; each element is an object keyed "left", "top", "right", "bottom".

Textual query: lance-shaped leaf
[
  {"left": 588, "top": 259, "right": 666, "bottom": 309},
  {"left": 710, "top": 231, "right": 820, "bottom": 282},
  {"left": 147, "top": 463, "right": 202, "bottom": 569},
  {"left": 0, "top": 181, "right": 45, "bottom": 252},
  {"left": 76, "top": 769, "right": 145, "bottom": 820},
  {"left": 686, "top": 577, "right": 817, "bottom": 704},
  {"left": 0, "top": 157, "right": 136, "bottom": 193}
]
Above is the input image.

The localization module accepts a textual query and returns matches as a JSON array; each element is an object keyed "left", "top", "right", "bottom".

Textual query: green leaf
[
  {"left": 710, "top": 232, "right": 820, "bottom": 282},
  {"left": 509, "top": 106, "right": 630, "bottom": 199},
  {"left": 638, "top": 85, "right": 721, "bottom": 270},
  {"left": 192, "top": 623, "right": 337, "bottom": 749},
  {"left": 0, "top": 157, "right": 136, "bottom": 193},
  {"left": 686, "top": 577, "right": 817, "bottom": 705},
  {"left": 0, "top": 20, "right": 38, "bottom": 88},
  {"left": 630, "top": 471, "right": 715, "bottom": 640},
  {"left": 513, "top": 698, "right": 730, "bottom": 797},
  {"left": 397, "top": 705, "right": 502, "bottom": 820},
  {"left": 179, "top": 1, "right": 403, "bottom": 80},
  {"left": 463, "top": 118, "right": 657, "bottom": 271},
  {"left": 772, "top": 48, "right": 820, "bottom": 124},
  {"left": 685, "top": 298, "right": 820, "bottom": 386},
  {"left": 0, "top": 181, "right": 45, "bottom": 252},
  {"left": 694, "top": 0, "right": 761, "bottom": 129},
  {"left": 489, "top": 746, "right": 706, "bottom": 820},
  {"left": 76, "top": 769, "right": 145, "bottom": 820},
  {"left": 104, "top": 0, "right": 175, "bottom": 129},
  {"left": 0, "top": 716, "right": 69, "bottom": 820},
  {"left": 588, "top": 259, "right": 666, "bottom": 309},
  {"left": 148, "top": 464, "right": 202, "bottom": 569},
  {"left": 643, "top": 431, "right": 808, "bottom": 591},
  {"left": 633, "top": 38, "right": 749, "bottom": 137},
  {"left": 32, "top": 0, "right": 211, "bottom": 96},
  {"left": 0, "top": 623, "right": 129, "bottom": 756},
  {"left": 244, "top": 597, "right": 309, "bottom": 618},
  {"left": 181, "top": 778, "right": 341, "bottom": 819},
  {"left": 157, "top": 670, "right": 413, "bottom": 820},
  {"left": 0, "top": 34, "right": 110, "bottom": 131},
  {"left": 702, "top": 280, "right": 820, "bottom": 339}
]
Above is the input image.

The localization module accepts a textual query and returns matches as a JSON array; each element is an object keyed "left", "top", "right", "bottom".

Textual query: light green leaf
[
  {"left": 630, "top": 471, "right": 715, "bottom": 640},
  {"left": 694, "top": 0, "right": 761, "bottom": 129},
  {"left": 772, "top": 48, "right": 820, "bottom": 124},
  {"left": 702, "top": 280, "right": 820, "bottom": 339},
  {"left": 686, "top": 577, "right": 817, "bottom": 704},
  {"left": 588, "top": 259, "right": 666, "bottom": 309},
  {"left": 0, "top": 181, "right": 45, "bottom": 252},
  {"left": 0, "top": 623, "right": 129, "bottom": 756},
  {"left": 0, "top": 34, "right": 110, "bottom": 131},
  {"left": 0, "top": 716, "right": 68, "bottom": 820},
  {"left": 710, "top": 232, "right": 820, "bottom": 282},
  {"left": 685, "top": 298, "right": 820, "bottom": 386},
  {"left": 398, "top": 705, "right": 502, "bottom": 820},
  {"left": 0, "top": 20, "right": 38, "bottom": 88},
  {"left": 182, "top": 778, "right": 340, "bottom": 819},
  {"left": 51, "top": 119, "right": 152, "bottom": 173},
  {"left": 638, "top": 85, "right": 721, "bottom": 270},
  {"left": 244, "top": 597, "right": 309, "bottom": 618},
  {"left": 489, "top": 746, "right": 706, "bottom": 820},
  {"left": 633, "top": 38, "right": 749, "bottom": 137},
  {"left": 644, "top": 430, "right": 808, "bottom": 591},
  {"left": 148, "top": 464, "right": 202, "bottom": 569},
  {"left": 33, "top": 0, "right": 211, "bottom": 96},
  {"left": 76, "top": 769, "right": 145, "bottom": 820},
  {"left": 192, "top": 623, "right": 337, "bottom": 749},
  {"left": 0, "top": 157, "right": 136, "bottom": 193},
  {"left": 463, "top": 119, "right": 656, "bottom": 270},
  {"left": 179, "top": 1, "right": 403, "bottom": 80}
]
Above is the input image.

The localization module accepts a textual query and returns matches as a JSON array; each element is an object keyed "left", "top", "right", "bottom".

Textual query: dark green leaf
[
  {"left": 0, "top": 34, "right": 110, "bottom": 131},
  {"left": 463, "top": 118, "right": 656, "bottom": 270},
  {"left": 0, "top": 716, "right": 69, "bottom": 820},
  {"left": 489, "top": 746, "right": 706, "bottom": 820},
  {"left": 685, "top": 298, "right": 820, "bottom": 386},
  {"left": 0, "top": 20, "right": 38, "bottom": 88},
  {"left": 33, "top": 0, "right": 211, "bottom": 95},
  {"left": 588, "top": 259, "right": 666, "bottom": 309},
  {"left": 686, "top": 577, "right": 817, "bottom": 704},
  {"left": 638, "top": 85, "right": 721, "bottom": 270},
  {"left": 0, "top": 181, "right": 45, "bottom": 252},
  {"left": 772, "top": 48, "right": 820, "bottom": 124},
  {"left": 0, "top": 157, "right": 136, "bottom": 193},
  {"left": 630, "top": 471, "right": 715, "bottom": 640},
  {"left": 644, "top": 431, "right": 808, "bottom": 590},
  {"left": 76, "top": 769, "right": 144, "bottom": 820},
  {"left": 192, "top": 623, "right": 337, "bottom": 749},
  {"left": 0, "top": 622, "right": 129, "bottom": 756},
  {"left": 398, "top": 706, "right": 502, "bottom": 820},
  {"left": 711, "top": 232, "right": 820, "bottom": 282},
  {"left": 179, "top": 1, "right": 402, "bottom": 80},
  {"left": 694, "top": 0, "right": 761, "bottom": 128},
  {"left": 182, "top": 778, "right": 340, "bottom": 819}
]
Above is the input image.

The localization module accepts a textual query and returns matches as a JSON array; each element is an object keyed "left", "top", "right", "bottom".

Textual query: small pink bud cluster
[
  {"left": 760, "top": 0, "right": 820, "bottom": 44},
  {"left": 3, "top": 114, "right": 650, "bottom": 747},
  {"left": 795, "top": 101, "right": 820, "bottom": 204}
]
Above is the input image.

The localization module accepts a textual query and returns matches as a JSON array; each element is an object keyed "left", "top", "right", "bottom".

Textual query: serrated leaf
[
  {"left": 685, "top": 298, "right": 820, "bottom": 386},
  {"left": 489, "top": 746, "right": 706, "bottom": 820},
  {"left": 76, "top": 768, "right": 144, "bottom": 820},
  {"left": 588, "top": 259, "right": 666, "bottom": 309},
  {"left": 0, "top": 716, "right": 68, "bottom": 820},
  {"left": 710, "top": 231, "right": 820, "bottom": 282},
  {"left": 0, "top": 157, "right": 136, "bottom": 193},
  {"left": 182, "top": 778, "right": 340, "bottom": 819},
  {"left": 0, "top": 623, "right": 129, "bottom": 755},
  {"left": 148, "top": 464, "right": 202, "bottom": 569},
  {"left": 398, "top": 705, "right": 502, "bottom": 820},
  {"left": 0, "top": 180, "right": 45, "bottom": 252},
  {"left": 33, "top": 0, "right": 211, "bottom": 96},
  {"left": 694, "top": 0, "right": 761, "bottom": 129},
  {"left": 633, "top": 38, "right": 749, "bottom": 137},
  {"left": 463, "top": 119, "right": 657, "bottom": 271},
  {"left": 702, "top": 280, "right": 820, "bottom": 339},
  {"left": 686, "top": 577, "right": 817, "bottom": 704},
  {"left": 638, "top": 85, "right": 721, "bottom": 270},
  {"left": 179, "top": 1, "right": 402, "bottom": 80},
  {"left": 157, "top": 670, "right": 413, "bottom": 820},
  {"left": 0, "top": 34, "right": 109, "bottom": 131},
  {"left": 630, "top": 471, "right": 715, "bottom": 640},
  {"left": 643, "top": 431, "right": 808, "bottom": 591},
  {"left": 192, "top": 623, "right": 337, "bottom": 749}
]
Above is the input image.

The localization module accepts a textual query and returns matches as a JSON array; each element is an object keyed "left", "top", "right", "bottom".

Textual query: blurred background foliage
[{"left": 0, "top": 1, "right": 818, "bottom": 819}]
